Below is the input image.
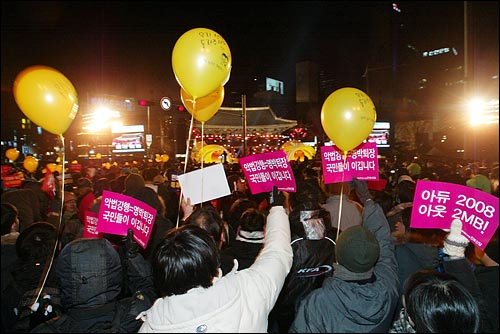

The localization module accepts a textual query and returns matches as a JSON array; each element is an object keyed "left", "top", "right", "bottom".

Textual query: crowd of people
[{"left": 1, "top": 154, "right": 498, "bottom": 333}]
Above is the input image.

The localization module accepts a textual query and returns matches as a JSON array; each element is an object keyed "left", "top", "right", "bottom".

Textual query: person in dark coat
[
  {"left": 131, "top": 186, "right": 174, "bottom": 262},
  {"left": 220, "top": 208, "right": 267, "bottom": 275},
  {"left": 268, "top": 202, "right": 336, "bottom": 333},
  {"left": 1, "top": 222, "right": 61, "bottom": 333},
  {"left": 30, "top": 231, "right": 156, "bottom": 333},
  {"left": 1, "top": 202, "right": 20, "bottom": 293},
  {"left": 289, "top": 178, "right": 399, "bottom": 333},
  {"left": 391, "top": 219, "right": 491, "bottom": 333}
]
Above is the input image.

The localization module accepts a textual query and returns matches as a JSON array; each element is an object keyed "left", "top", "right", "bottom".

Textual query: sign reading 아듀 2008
[{"left": 411, "top": 180, "right": 499, "bottom": 250}]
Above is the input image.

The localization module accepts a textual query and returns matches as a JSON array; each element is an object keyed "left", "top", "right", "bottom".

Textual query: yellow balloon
[
  {"left": 13, "top": 65, "right": 79, "bottom": 135},
  {"left": 161, "top": 154, "right": 169, "bottom": 163},
  {"left": 6, "top": 148, "right": 20, "bottom": 161},
  {"left": 172, "top": 28, "right": 232, "bottom": 99},
  {"left": 95, "top": 153, "right": 102, "bottom": 159},
  {"left": 321, "top": 87, "right": 376, "bottom": 153},
  {"left": 23, "top": 156, "right": 39, "bottom": 173},
  {"left": 181, "top": 86, "right": 224, "bottom": 123}
]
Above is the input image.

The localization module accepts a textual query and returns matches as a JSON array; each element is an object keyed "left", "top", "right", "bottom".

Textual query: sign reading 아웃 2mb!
[{"left": 411, "top": 180, "right": 499, "bottom": 250}]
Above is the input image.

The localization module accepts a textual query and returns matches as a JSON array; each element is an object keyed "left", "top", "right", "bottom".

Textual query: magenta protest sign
[
  {"left": 321, "top": 142, "right": 379, "bottom": 184},
  {"left": 239, "top": 150, "right": 296, "bottom": 194},
  {"left": 83, "top": 210, "right": 103, "bottom": 239},
  {"left": 411, "top": 180, "right": 499, "bottom": 250},
  {"left": 97, "top": 190, "right": 156, "bottom": 249}
]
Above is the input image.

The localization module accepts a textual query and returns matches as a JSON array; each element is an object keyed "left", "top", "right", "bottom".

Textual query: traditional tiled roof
[{"left": 193, "top": 106, "right": 297, "bottom": 135}]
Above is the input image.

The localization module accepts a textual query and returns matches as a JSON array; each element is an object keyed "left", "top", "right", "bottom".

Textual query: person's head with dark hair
[
  {"left": 372, "top": 190, "right": 393, "bottom": 215},
  {"left": 404, "top": 269, "right": 480, "bottom": 333},
  {"left": 291, "top": 179, "right": 327, "bottom": 210},
  {"left": 93, "top": 177, "right": 111, "bottom": 198},
  {"left": 143, "top": 167, "right": 160, "bottom": 183},
  {"left": 227, "top": 198, "right": 258, "bottom": 228},
  {"left": 15, "top": 222, "right": 57, "bottom": 262},
  {"left": 395, "top": 180, "right": 416, "bottom": 204},
  {"left": 288, "top": 193, "right": 332, "bottom": 239},
  {"left": 227, "top": 173, "right": 247, "bottom": 194},
  {"left": 238, "top": 208, "right": 266, "bottom": 233},
  {"left": 151, "top": 224, "right": 220, "bottom": 297},
  {"left": 390, "top": 206, "right": 414, "bottom": 243},
  {"left": 1, "top": 202, "right": 19, "bottom": 236},
  {"left": 132, "top": 186, "right": 166, "bottom": 218},
  {"left": 187, "top": 205, "right": 226, "bottom": 248}
]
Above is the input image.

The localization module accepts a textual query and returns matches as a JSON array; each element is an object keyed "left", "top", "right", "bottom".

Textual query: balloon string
[
  {"left": 200, "top": 120, "right": 204, "bottom": 207},
  {"left": 31, "top": 134, "right": 66, "bottom": 311},
  {"left": 335, "top": 151, "right": 348, "bottom": 242},
  {"left": 176, "top": 111, "right": 195, "bottom": 228}
]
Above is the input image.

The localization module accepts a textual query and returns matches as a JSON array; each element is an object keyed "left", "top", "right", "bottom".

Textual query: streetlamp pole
[
  {"left": 147, "top": 105, "right": 151, "bottom": 134},
  {"left": 242, "top": 95, "right": 247, "bottom": 157}
]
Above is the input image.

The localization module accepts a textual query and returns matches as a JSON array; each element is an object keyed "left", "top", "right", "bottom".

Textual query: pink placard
[
  {"left": 411, "top": 180, "right": 499, "bottom": 250},
  {"left": 239, "top": 150, "right": 296, "bottom": 194},
  {"left": 321, "top": 142, "right": 379, "bottom": 184},
  {"left": 97, "top": 190, "right": 156, "bottom": 249},
  {"left": 83, "top": 210, "right": 103, "bottom": 239}
]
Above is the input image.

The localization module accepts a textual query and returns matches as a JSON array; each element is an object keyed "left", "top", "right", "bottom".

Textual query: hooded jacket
[
  {"left": 137, "top": 206, "right": 293, "bottom": 333},
  {"left": 289, "top": 200, "right": 399, "bottom": 333},
  {"left": 31, "top": 238, "right": 155, "bottom": 333}
]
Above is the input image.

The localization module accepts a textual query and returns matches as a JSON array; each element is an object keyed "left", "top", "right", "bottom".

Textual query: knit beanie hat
[
  {"left": 336, "top": 225, "right": 380, "bottom": 273},
  {"left": 123, "top": 173, "right": 145, "bottom": 196}
]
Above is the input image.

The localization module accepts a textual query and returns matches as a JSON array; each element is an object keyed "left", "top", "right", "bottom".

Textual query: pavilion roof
[{"left": 193, "top": 106, "right": 297, "bottom": 135}]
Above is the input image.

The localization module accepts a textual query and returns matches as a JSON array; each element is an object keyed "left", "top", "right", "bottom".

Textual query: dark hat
[
  {"left": 77, "top": 177, "right": 93, "bottom": 188},
  {"left": 336, "top": 225, "right": 380, "bottom": 273}
]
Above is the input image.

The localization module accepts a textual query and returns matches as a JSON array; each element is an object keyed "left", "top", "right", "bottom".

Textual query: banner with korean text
[
  {"left": 411, "top": 180, "right": 499, "bottom": 250},
  {"left": 83, "top": 210, "right": 103, "bottom": 239},
  {"left": 321, "top": 142, "right": 379, "bottom": 184},
  {"left": 97, "top": 190, "right": 156, "bottom": 249},
  {"left": 1, "top": 165, "right": 24, "bottom": 189},
  {"left": 239, "top": 150, "right": 296, "bottom": 194}
]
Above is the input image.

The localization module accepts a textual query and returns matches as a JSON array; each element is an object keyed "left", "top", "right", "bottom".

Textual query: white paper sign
[{"left": 178, "top": 163, "right": 231, "bottom": 205}]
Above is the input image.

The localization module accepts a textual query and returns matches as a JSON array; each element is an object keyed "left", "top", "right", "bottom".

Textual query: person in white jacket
[{"left": 137, "top": 187, "right": 293, "bottom": 333}]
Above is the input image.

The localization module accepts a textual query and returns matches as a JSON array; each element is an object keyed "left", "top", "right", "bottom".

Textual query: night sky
[{"left": 2, "top": 1, "right": 498, "bottom": 134}]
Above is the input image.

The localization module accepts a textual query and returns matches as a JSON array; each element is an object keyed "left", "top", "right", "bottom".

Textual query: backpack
[{"left": 268, "top": 236, "right": 336, "bottom": 333}]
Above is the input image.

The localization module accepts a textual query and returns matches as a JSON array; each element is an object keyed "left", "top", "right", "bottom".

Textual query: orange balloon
[
  {"left": 6, "top": 148, "right": 20, "bottom": 161},
  {"left": 23, "top": 156, "right": 39, "bottom": 173}
]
